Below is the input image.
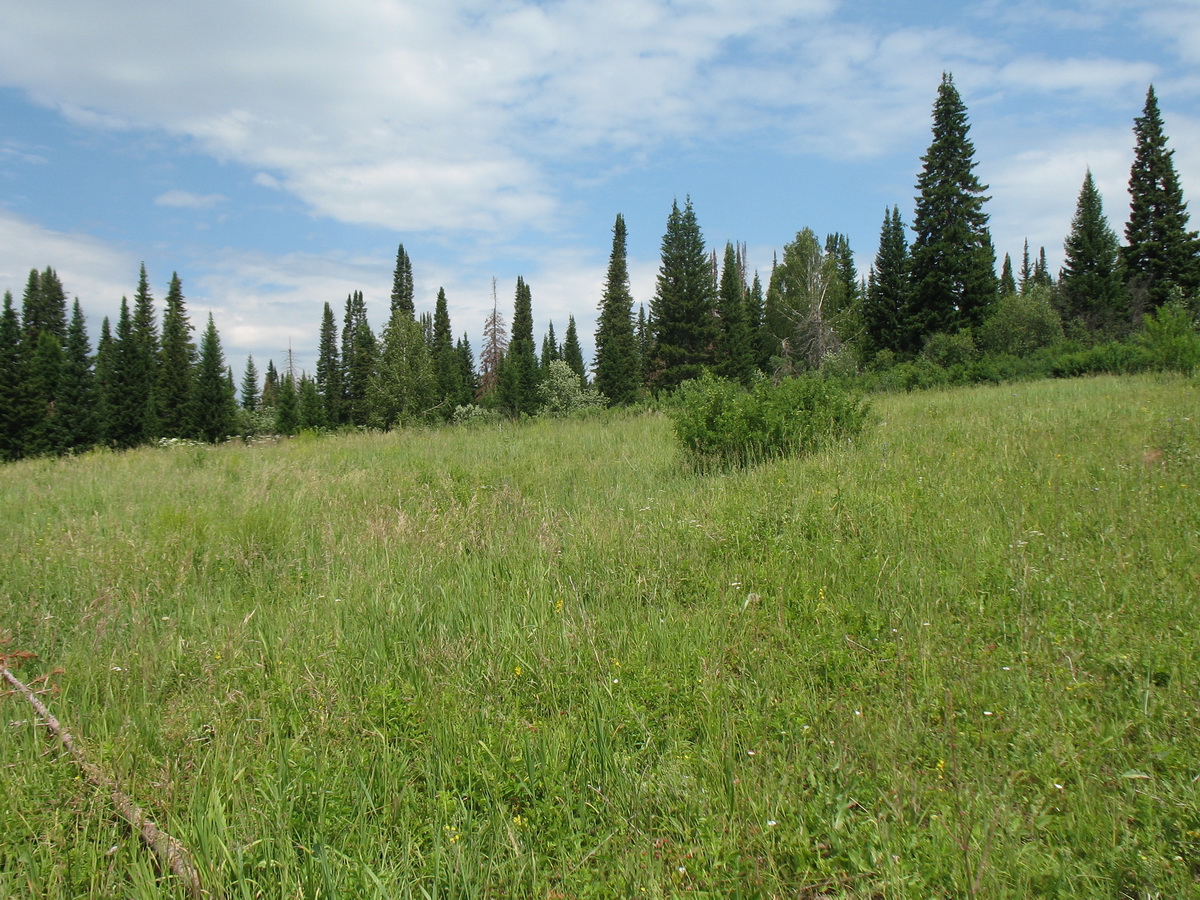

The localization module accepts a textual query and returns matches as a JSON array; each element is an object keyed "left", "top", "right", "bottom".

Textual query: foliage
[
  {"left": 192, "top": 314, "right": 237, "bottom": 442},
  {"left": 864, "top": 206, "right": 911, "bottom": 356},
  {"left": 594, "top": 214, "right": 640, "bottom": 404},
  {"left": 672, "top": 371, "right": 869, "bottom": 470},
  {"left": 537, "top": 359, "right": 604, "bottom": 417},
  {"left": 921, "top": 330, "right": 977, "bottom": 368},
  {"left": 976, "top": 287, "right": 1064, "bottom": 357},
  {"left": 1135, "top": 298, "right": 1200, "bottom": 374},
  {"left": 909, "top": 74, "right": 997, "bottom": 341},
  {"left": 1059, "top": 169, "right": 1125, "bottom": 335},
  {"left": 715, "top": 241, "right": 755, "bottom": 383},
  {"left": 650, "top": 197, "right": 717, "bottom": 389}
]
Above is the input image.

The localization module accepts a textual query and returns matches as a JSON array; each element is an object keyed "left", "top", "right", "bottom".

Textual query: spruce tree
[
  {"left": 1019, "top": 240, "right": 1033, "bottom": 294},
  {"left": 316, "top": 302, "right": 343, "bottom": 425},
  {"left": 157, "top": 273, "right": 195, "bottom": 438},
  {"left": 92, "top": 318, "right": 114, "bottom": 449},
  {"left": 455, "top": 334, "right": 478, "bottom": 406},
  {"left": 26, "top": 330, "right": 65, "bottom": 455},
  {"left": 499, "top": 276, "right": 539, "bottom": 415},
  {"left": 1000, "top": 254, "right": 1016, "bottom": 296},
  {"left": 562, "top": 315, "right": 586, "bottom": 385},
  {"left": 341, "top": 291, "right": 376, "bottom": 426},
  {"left": 864, "top": 206, "right": 911, "bottom": 357},
  {"left": 540, "top": 321, "right": 559, "bottom": 371},
  {"left": 594, "top": 213, "right": 639, "bottom": 404},
  {"left": 21, "top": 268, "right": 69, "bottom": 346},
  {"left": 59, "top": 299, "right": 96, "bottom": 452},
  {"left": 432, "top": 288, "right": 462, "bottom": 417},
  {"left": 130, "top": 264, "right": 160, "bottom": 439},
  {"left": 0, "top": 292, "right": 33, "bottom": 461},
  {"left": 650, "top": 197, "right": 717, "bottom": 389},
  {"left": 297, "top": 375, "right": 325, "bottom": 430},
  {"left": 1060, "top": 169, "right": 1124, "bottom": 335},
  {"left": 1122, "top": 85, "right": 1200, "bottom": 312},
  {"left": 192, "top": 314, "right": 236, "bottom": 442},
  {"left": 240, "top": 355, "right": 260, "bottom": 410},
  {"left": 371, "top": 305, "right": 435, "bottom": 428},
  {"left": 274, "top": 373, "right": 298, "bottom": 436},
  {"left": 262, "top": 360, "right": 280, "bottom": 408},
  {"left": 909, "top": 73, "right": 997, "bottom": 342},
  {"left": 390, "top": 243, "right": 415, "bottom": 318},
  {"left": 105, "top": 298, "right": 150, "bottom": 448},
  {"left": 716, "top": 241, "right": 754, "bottom": 383}
]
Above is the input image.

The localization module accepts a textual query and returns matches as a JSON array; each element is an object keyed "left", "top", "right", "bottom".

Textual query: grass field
[{"left": 2, "top": 374, "right": 1198, "bottom": 898}]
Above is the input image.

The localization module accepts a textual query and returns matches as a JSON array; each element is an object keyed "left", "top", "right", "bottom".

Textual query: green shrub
[
  {"left": 874, "top": 358, "right": 949, "bottom": 392},
  {"left": 672, "top": 372, "right": 870, "bottom": 471},
  {"left": 1136, "top": 299, "right": 1200, "bottom": 375},
  {"left": 1049, "top": 341, "right": 1154, "bottom": 378},
  {"left": 922, "top": 331, "right": 977, "bottom": 368},
  {"left": 538, "top": 360, "right": 605, "bottom": 416},
  {"left": 977, "top": 287, "right": 1064, "bottom": 356}
]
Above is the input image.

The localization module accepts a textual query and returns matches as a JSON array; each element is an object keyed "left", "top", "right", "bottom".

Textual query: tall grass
[{"left": 2, "top": 375, "right": 1198, "bottom": 897}]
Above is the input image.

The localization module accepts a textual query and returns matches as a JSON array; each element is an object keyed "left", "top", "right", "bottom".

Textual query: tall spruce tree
[
  {"left": 498, "top": 276, "right": 540, "bottom": 415},
  {"left": 390, "top": 243, "right": 415, "bottom": 318},
  {"left": 0, "top": 292, "right": 31, "bottom": 461},
  {"left": 105, "top": 298, "right": 150, "bottom": 448},
  {"left": 262, "top": 360, "right": 280, "bottom": 409},
  {"left": 562, "top": 315, "right": 586, "bottom": 385},
  {"left": 650, "top": 197, "right": 717, "bottom": 389},
  {"left": 864, "top": 206, "right": 911, "bottom": 356},
  {"left": 316, "top": 302, "right": 343, "bottom": 425},
  {"left": 275, "top": 373, "right": 299, "bottom": 436},
  {"left": 432, "top": 288, "right": 462, "bottom": 417},
  {"left": 240, "top": 355, "right": 260, "bottom": 410},
  {"left": 1000, "top": 254, "right": 1017, "bottom": 297},
  {"left": 157, "top": 273, "right": 195, "bottom": 438},
  {"left": 716, "top": 241, "right": 754, "bottom": 383},
  {"left": 26, "top": 330, "right": 65, "bottom": 455},
  {"left": 1060, "top": 169, "right": 1125, "bottom": 335},
  {"left": 59, "top": 299, "right": 96, "bottom": 451},
  {"left": 192, "top": 314, "right": 236, "bottom": 442},
  {"left": 594, "top": 213, "right": 639, "bottom": 404},
  {"left": 297, "top": 375, "right": 325, "bottom": 430},
  {"left": 130, "top": 264, "right": 160, "bottom": 439},
  {"left": 341, "top": 291, "right": 376, "bottom": 426},
  {"left": 455, "top": 334, "right": 478, "bottom": 406},
  {"left": 21, "top": 268, "right": 68, "bottom": 346},
  {"left": 1122, "top": 85, "right": 1200, "bottom": 312},
  {"left": 540, "top": 321, "right": 560, "bottom": 371},
  {"left": 909, "top": 73, "right": 996, "bottom": 342}
]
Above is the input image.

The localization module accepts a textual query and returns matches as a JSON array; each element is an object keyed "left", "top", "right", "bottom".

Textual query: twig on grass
[{"left": 1, "top": 664, "right": 202, "bottom": 898}]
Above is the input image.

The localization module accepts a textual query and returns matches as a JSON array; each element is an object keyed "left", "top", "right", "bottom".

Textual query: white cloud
[{"left": 155, "top": 190, "right": 227, "bottom": 210}]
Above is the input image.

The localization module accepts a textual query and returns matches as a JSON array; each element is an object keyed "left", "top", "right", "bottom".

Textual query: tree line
[{"left": 2, "top": 76, "right": 1197, "bottom": 461}]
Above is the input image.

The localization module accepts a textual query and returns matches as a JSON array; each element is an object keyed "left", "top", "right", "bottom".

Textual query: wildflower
[
  {"left": 512, "top": 815, "right": 525, "bottom": 827},
  {"left": 514, "top": 666, "right": 522, "bottom": 677}
]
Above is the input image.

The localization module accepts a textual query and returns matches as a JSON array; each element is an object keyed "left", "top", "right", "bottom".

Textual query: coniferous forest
[{"left": 2, "top": 77, "right": 1198, "bottom": 463}]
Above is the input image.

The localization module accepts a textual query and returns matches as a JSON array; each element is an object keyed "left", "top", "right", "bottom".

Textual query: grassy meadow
[{"left": 1, "top": 374, "right": 1199, "bottom": 898}]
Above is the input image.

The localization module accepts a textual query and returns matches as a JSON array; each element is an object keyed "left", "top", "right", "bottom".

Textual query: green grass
[{"left": 2, "top": 374, "right": 1199, "bottom": 898}]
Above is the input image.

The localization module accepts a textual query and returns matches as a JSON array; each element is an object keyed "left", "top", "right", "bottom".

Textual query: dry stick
[{"left": 1, "top": 666, "right": 202, "bottom": 898}]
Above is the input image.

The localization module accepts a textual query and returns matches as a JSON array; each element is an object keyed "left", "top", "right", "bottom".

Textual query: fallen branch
[{"left": 1, "top": 665, "right": 202, "bottom": 898}]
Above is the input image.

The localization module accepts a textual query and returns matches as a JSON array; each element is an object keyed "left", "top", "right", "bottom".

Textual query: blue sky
[{"left": 1, "top": 0, "right": 1197, "bottom": 377}]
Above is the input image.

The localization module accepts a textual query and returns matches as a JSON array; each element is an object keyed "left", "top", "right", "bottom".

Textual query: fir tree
[
  {"left": 594, "top": 213, "right": 639, "bottom": 404},
  {"left": 390, "top": 243, "right": 415, "bottom": 318},
  {"left": 650, "top": 197, "right": 717, "bottom": 389},
  {"left": 0, "top": 292, "right": 32, "bottom": 461},
  {"left": 1122, "top": 85, "right": 1200, "bottom": 312},
  {"left": 499, "top": 276, "right": 539, "bottom": 415},
  {"left": 540, "top": 321, "right": 559, "bottom": 371},
  {"left": 864, "top": 206, "right": 912, "bottom": 356},
  {"left": 105, "top": 298, "right": 150, "bottom": 448},
  {"left": 157, "top": 273, "right": 195, "bottom": 438},
  {"left": 1019, "top": 240, "right": 1033, "bottom": 295},
  {"left": 716, "top": 241, "right": 754, "bottom": 383},
  {"left": 341, "top": 291, "right": 376, "bottom": 426},
  {"left": 297, "top": 375, "right": 325, "bottom": 430},
  {"left": 562, "top": 315, "right": 586, "bottom": 385},
  {"left": 274, "top": 373, "right": 298, "bottom": 436},
  {"left": 455, "top": 334, "right": 478, "bottom": 406},
  {"left": 25, "top": 330, "right": 65, "bottom": 455},
  {"left": 1000, "top": 254, "right": 1017, "bottom": 296},
  {"left": 909, "top": 73, "right": 997, "bottom": 341},
  {"left": 432, "top": 288, "right": 462, "bottom": 418},
  {"left": 59, "top": 299, "right": 96, "bottom": 452},
  {"left": 21, "top": 268, "right": 68, "bottom": 346},
  {"left": 478, "top": 282, "right": 507, "bottom": 401},
  {"left": 92, "top": 318, "right": 114, "bottom": 449},
  {"left": 1059, "top": 169, "right": 1125, "bottom": 335},
  {"left": 316, "top": 302, "right": 343, "bottom": 425},
  {"left": 635, "top": 303, "right": 651, "bottom": 383},
  {"left": 1033, "top": 247, "right": 1053, "bottom": 289},
  {"left": 130, "top": 264, "right": 160, "bottom": 439},
  {"left": 192, "top": 314, "right": 236, "bottom": 442},
  {"left": 262, "top": 360, "right": 280, "bottom": 408},
  {"left": 240, "top": 356, "right": 260, "bottom": 410}
]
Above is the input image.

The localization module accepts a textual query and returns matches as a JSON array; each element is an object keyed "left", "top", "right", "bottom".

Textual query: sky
[{"left": 1, "top": 0, "right": 1197, "bottom": 377}]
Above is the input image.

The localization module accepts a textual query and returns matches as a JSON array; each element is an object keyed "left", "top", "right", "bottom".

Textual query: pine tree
[
  {"left": 594, "top": 213, "right": 639, "bottom": 404},
  {"left": 562, "top": 315, "right": 586, "bottom": 385},
  {"left": 455, "top": 334, "right": 478, "bottom": 406},
  {"left": 1000, "top": 254, "right": 1017, "bottom": 296},
  {"left": 635, "top": 304, "right": 651, "bottom": 383},
  {"left": 716, "top": 241, "right": 754, "bottom": 383},
  {"left": 499, "top": 276, "right": 539, "bottom": 415},
  {"left": 192, "top": 314, "right": 236, "bottom": 442},
  {"left": 1018, "top": 240, "right": 1033, "bottom": 295},
  {"left": 0, "top": 292, "right": 32, "bottom": 461},
  {"left": 21, "top": 268, "right": 68, "bottom": 346},
  {"left": 240, "top": 356, "right": 260, "bottom": 410},
  {"left": 25, "top": 330, "right": 65, "bottom": 455},
  {"left": 297, "top": 375, "right": 325, "bottom": 430},
  {"left": 1033, "top": 247, "right": 1053, "bottom": 289},
  {"left": 1059, "top": 169, "right": 1125, "bottom": 335},
  {"left": 540, "top": 321, "right": 559, "bottom": 371},
  {"left": 262, "top": 360, "right": 280, "bottom": 408},
  {"left": 274, "top": 373, "right": 298, "bottom": 436},
  {"left": 864, "top": 206, "right": 912, "bottom": 356},
  {"left": 431, "top": 288, "right": 462, "bottom": 418},
  {"left": 390, "top": 243, "right": 415, "bottom": 318},
  {"left": 59, "top": 299, "right": 96, "bottom": 451},
  {"left": 130, "top": 264, "right": 160, "bottom": 439},
  {"left": 341, "top": 291, "right": 376, "bottom": 426},
  {"left": 1122, "top": 85, "right": 1200, "bottom": 312},
  {"left": 92, "top": 318, "right": 114, "bottom": 449},
  {"left": 909, "top": 73, "right": 997, "bottom": 342},
  {"left": 104, "top": 298, "right": 150, "bottom": 448},
  {"left": 157, "top": 273, "right": 195, "bottom": 438},
  {"left": 650, "top": 197, "right": 717, "bottom": 389},
  {"left": 316, "top": 302, "right": 343, "bottom": 425},
  {"left": 478, "top": 281, "right": 507, "bottom": 401}
]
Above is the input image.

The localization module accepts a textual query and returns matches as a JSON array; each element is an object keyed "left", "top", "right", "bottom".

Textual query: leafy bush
[
  {"left": 873, "top": 358, "right": 949, "bottom": 392},
  {"left": 451, "top": 404, "right": 502, "bottom": 426},
  {"left": 672, "top": 372, "right": 870, "bottom": 471},
  {"left": 1049, "top": 341, "right": 1154, "bottom": 378},
  {"left": 922, "top": 331, "right": 977, "bottom": 368},
  {"left": 977, "top": 287, "right": 1064, "bottom": 356},
  {"left": 1136, "top": 299, "right": 1200, "bottom": 375},
  {"left": 537, "top": 360, "right": 605, "bottom": 416}
]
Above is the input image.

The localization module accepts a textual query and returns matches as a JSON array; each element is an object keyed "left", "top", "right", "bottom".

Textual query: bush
[
  {"left": 538, "top": 360, "right": 605, "bottom": 417},
  {"left": 451, "top": 404, "right": 502, "bottom": 426},
  {"left": 874, "top": 359, "right": 949, "bottom": 393},
  {"left": 922, "top": 331, "right": 977, "bottom": 368},
  {"left": 1136, "top": 299, "right": 1200, "bottom": 375},
  {"left": 1049, "top": 341, "right": 1154, "bottom": 378},
  {"left": 977, "top": 287, "right": 1064, "bottom": 356},
  {"left": 672, "top": 372, "right": 870, "bottom": 471}
]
